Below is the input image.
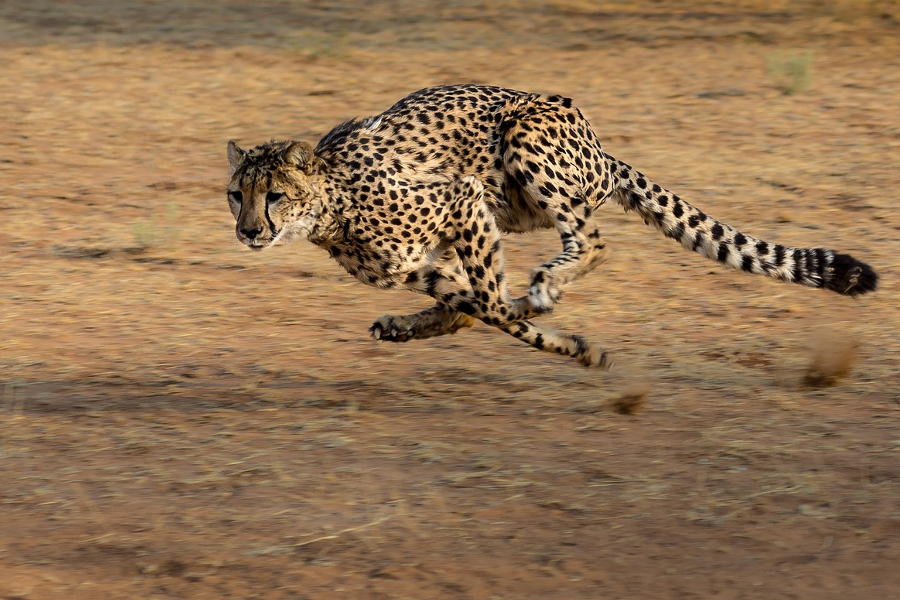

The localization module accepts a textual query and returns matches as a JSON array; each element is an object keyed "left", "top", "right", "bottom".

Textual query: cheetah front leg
[
  {"left": 369, "top": 253, "right": 476, "bottom": 342},
  {"left": 377, "top": 261, "right": 609, "bottom": 368},
  {"left": 369, "top": 304, "right": 475, "bottom": 342}
]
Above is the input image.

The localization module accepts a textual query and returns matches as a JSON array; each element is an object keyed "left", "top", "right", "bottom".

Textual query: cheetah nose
[{"left": 240, "top": 226, "right": 263, "bottom": 240}]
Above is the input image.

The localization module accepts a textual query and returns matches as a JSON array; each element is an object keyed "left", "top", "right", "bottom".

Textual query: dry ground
[{"left": 1, "top": 2, "right": 899, "bottom": 598}]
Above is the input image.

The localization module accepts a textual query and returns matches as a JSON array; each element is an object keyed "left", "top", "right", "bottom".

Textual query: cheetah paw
[
  {"left": 369, "top": 316, "right": 414, "bottom": 343},
  {"left": 527, "top": 280, "right": 563, "bottom": 314},
  {"left": 579, "top": 347, "right": 612, "bottom": 369}
]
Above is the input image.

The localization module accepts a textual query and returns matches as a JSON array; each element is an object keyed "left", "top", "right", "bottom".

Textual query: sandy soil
[{"left": 1, "top": 1, "right": 898, "bottom": 598}]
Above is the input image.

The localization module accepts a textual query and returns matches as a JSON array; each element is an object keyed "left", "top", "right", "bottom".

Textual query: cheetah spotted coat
[{"left": 226, "top": 84, "right": 878, "bottom": 368}]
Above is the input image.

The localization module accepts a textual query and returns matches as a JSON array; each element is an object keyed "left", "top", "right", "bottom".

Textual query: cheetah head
[{"left": 226, "top": 140, "right": 323, "bottom": 250}]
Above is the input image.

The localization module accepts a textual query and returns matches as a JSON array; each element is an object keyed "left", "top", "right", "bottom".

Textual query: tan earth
[{"left": 1, "top": 2, "right": 898, "bottom": 598}]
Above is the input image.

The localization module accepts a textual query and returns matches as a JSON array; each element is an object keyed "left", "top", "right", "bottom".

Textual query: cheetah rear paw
[
  {"left": 527, "top": 268, "right": 563, "bottom": 313},
  {"left": 369, "top": 315, "right": 414, "bottom": 343},
  {"left": 579, "top": 346, "right": 613, "bottom": 369},
  {"left": 571, "top": 335, "right": 613, "bottom": 369}
]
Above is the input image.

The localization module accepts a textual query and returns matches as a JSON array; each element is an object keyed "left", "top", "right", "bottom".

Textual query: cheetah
[{"left": 225, "top": 84, "right": 878, "bottom": 368}]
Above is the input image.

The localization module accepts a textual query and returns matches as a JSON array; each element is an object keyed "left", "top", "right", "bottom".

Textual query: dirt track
[{"left": 1, "top": 2, "right": 899, "bottom": 598}]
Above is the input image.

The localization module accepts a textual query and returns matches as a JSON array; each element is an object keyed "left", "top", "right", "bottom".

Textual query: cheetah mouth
[
  {"left": 242, "top": 236, "right": 276, "bottom": 251},
  {"left": 238, "top": 228, "right": 280, "bottom": 250}
]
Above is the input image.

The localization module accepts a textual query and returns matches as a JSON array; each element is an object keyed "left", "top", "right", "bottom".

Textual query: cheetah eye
[
  {"left": 266, "top": 191, "right": 285, "bottom": 204},
  {"left": 228, "top": 190, "right": 243, "bottom": 203}
]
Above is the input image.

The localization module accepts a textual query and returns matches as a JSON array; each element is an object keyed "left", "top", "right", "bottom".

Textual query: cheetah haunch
[{"left": 225, "top": 85, "right": 877, "bottom": 368}]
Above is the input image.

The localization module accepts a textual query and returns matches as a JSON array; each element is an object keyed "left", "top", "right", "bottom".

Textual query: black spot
[
  {"left": 711, "top": 223, "right": 724, "bottom": 240},
  {"left": 741, "top": 255, "right": 754, "bottom": 272},
  {"left": 734, "top": 233, "right": 747, "bottom": 247},
  {"left": 755, "top": 241, "right": 769, "bottom": 256},
  {"left": 425, "top": 270, "right": 442, "bottom": 295},
  {"left": 456, "top": 301, "right": 476, "bottom": 315},
  {"left": 717, "top": 242, "right": 730, "bottom": 263},
  {"left": 691, "top": 232, "right": 705, "bottom": 251},
  {"left": 672, "top": 202, "right": 684, "bottom": 218}
]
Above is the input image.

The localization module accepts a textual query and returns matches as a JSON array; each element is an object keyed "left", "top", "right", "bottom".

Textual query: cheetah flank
[{"left": 225, "top": 85, "right": 878, "bottom": 368}]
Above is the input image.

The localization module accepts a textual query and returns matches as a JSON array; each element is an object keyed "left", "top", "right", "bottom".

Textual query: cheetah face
[{"left": 226, "top": 140, "right": 321, "bottom": 250}]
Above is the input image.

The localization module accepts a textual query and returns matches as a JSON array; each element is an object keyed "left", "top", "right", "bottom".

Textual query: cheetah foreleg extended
[
  {"left": 386, "top": 264, "right": 610, "bottom": 367},
  {"left": 369, "top": 304, "right": 475, "bottom": 342}
]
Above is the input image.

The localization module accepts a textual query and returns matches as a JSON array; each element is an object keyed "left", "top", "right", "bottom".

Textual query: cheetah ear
[
  {"left": 227, "top": 140, "right": 245, "bottom": 176},
  {"left": 281, "top": 141, "right": 317, "bottom": 174}
]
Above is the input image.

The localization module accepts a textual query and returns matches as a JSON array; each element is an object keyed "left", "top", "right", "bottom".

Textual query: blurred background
[{"left": 1, "top": 1, "right": 898, "bottom": 598}]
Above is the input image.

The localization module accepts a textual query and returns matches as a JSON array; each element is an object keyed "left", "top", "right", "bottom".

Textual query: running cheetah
[{"left": 225, "top": 84, "right": 877, "bottom": 368}]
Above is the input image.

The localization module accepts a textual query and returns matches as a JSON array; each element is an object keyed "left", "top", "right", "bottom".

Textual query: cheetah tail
[{"left": 607, "top": 157, "right": 878, "bottom": 296}]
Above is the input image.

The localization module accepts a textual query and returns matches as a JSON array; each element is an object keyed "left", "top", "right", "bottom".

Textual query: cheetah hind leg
[
  {"left": 528, "top": 226, "right": 610, "bottom": 313},
  {"left": 500, "top": 320, "right": 612, "bottom": 369},
  {"left": 370, "top": 304, "right": 476, "bottom": 342}
]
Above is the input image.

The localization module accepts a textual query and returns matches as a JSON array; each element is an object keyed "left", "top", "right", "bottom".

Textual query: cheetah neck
[{"left": 303, "top": 173, "right": 355, "bottom": 247}]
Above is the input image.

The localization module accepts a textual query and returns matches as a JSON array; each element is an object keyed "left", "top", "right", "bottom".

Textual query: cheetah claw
[{"left": 369, "top": 317, "right": 414, "bottom": 342}]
